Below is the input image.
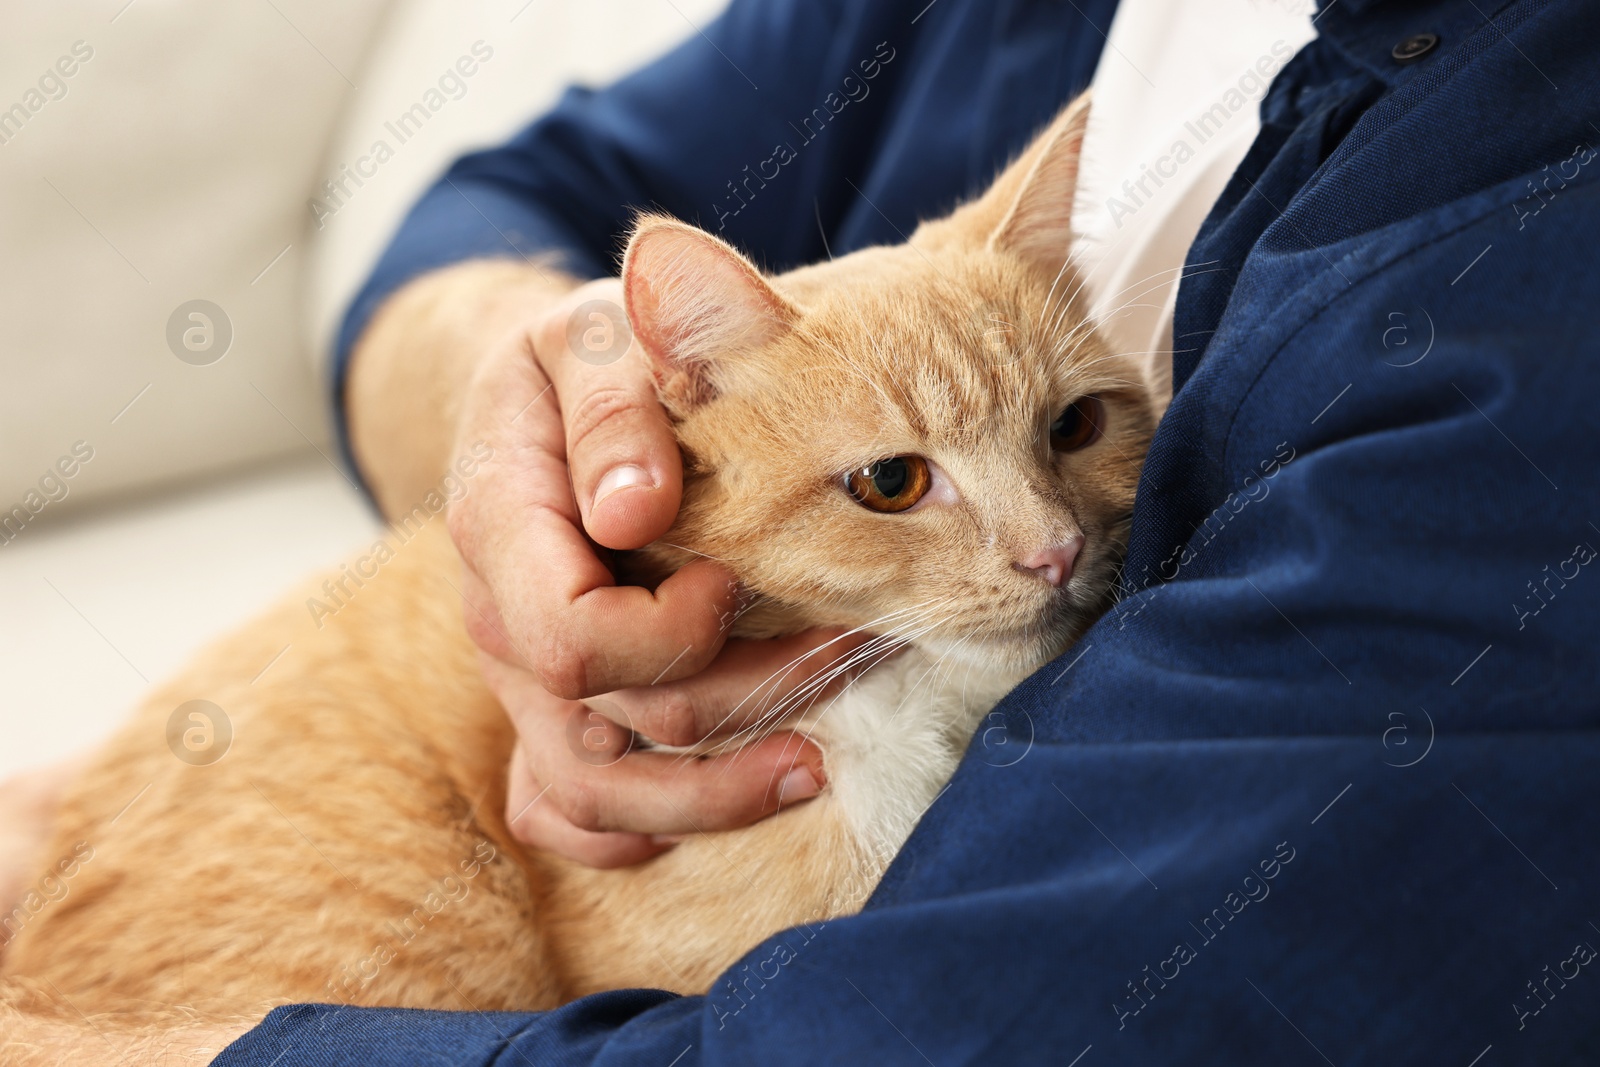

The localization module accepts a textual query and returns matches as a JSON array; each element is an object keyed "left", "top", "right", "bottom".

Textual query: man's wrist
[{"left": 345, "top": 259, "right": 580, "bottom": 518}]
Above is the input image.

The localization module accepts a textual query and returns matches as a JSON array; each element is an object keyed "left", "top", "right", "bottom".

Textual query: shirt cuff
[{"left": 213, "top": 989, "right": 696, "bottom": 1067}]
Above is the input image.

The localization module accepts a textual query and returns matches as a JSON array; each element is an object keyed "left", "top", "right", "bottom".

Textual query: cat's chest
[{"left": 795, "top": 650, "right": 1022, "bottom": 861}]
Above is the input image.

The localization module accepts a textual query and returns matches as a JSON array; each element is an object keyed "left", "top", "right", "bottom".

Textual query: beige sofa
[{"left": 0, "top": 0, "right": 725, "bottom": 778}]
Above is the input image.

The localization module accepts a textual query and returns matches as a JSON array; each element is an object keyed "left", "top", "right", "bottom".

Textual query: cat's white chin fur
[
  {"left": 651, "top": 647, "right": 1028, "bottom": 869},
  {"left": 795, "top": 649, "right": 1030, "bottom": 865}
]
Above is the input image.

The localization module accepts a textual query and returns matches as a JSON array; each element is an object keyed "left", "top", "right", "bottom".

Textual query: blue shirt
[{"left": 231, "top": 0, "right": 1600, "bottom": 1062}]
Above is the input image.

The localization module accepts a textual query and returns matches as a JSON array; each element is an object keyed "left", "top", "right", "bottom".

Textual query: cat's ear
[
  {"left": 985, "top": 92, "right": 1090, "bottom": 276},
  {"left": 923, "top": 93, "right": 1091, "bottom": 274},
  {"left": 622, "top": 216, "right": 797, "bottom": 410}
]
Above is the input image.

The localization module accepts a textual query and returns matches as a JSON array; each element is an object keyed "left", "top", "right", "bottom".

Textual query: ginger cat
[{"left": 0, "top": 94, "right": 1158, "bottom": 1023}]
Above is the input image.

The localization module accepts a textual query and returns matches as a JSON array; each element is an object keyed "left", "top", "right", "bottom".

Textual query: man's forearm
[{"left": 345, "top": 260, "right": 579, "bottom": 519}]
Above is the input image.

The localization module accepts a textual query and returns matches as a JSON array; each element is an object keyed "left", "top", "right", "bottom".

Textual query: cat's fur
[{"left": 0, "top": 93, "right": 1158, "bottom": 1021}]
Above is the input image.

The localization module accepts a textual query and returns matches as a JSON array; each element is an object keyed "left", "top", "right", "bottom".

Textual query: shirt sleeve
[{"left": 213, "top": 992, "right": 696, "bottom": 1067}]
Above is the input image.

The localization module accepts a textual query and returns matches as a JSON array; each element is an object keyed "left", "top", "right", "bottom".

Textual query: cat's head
[{"left": 621, "top": 95, "right": 1159, "bottom": 673}]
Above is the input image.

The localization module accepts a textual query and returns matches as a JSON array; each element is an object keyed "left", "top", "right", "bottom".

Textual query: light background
[{"left": 0, "top": 0, "right": 726, "bottom": 779}]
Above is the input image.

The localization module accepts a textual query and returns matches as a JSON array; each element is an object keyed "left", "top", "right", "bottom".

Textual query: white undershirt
[{"left": 1071, "top": 0, "right": 1318, "bottom": 401}]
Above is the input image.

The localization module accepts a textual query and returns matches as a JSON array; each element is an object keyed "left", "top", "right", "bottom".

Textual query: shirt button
[{"left": 1391, "top": 33, "right": 1440, "bottom": 63}]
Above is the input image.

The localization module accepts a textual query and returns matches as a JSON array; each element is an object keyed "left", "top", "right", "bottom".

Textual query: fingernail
[
  {"left": 777, "top": 767, "right": 821, "bottom": 806},
  {"left": 649, "top": 834, "right": 685, "bottom": 847},
  {"left": 593, "top": 464, "right": 654, "bottom": 509}
]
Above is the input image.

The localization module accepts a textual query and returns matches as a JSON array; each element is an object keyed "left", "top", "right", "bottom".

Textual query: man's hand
[
  {"left": 448, "top": 278, "right": 858, "bottom": 867},
  {"left": 348, "top": 267, "right": 857, "bottom": 869}
]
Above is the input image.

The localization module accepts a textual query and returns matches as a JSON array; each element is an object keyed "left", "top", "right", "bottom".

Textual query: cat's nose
[{"left": 1015, "top": 537, "right": 1083, "bottom": 587}]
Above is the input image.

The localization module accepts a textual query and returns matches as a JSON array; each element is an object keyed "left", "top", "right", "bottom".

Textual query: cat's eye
[
  {"left": 845, "top": 456, "right": 931, "bottom": 513},
  {"left": 1050, "top": 396, "right": 1105, "bottom": 452}
]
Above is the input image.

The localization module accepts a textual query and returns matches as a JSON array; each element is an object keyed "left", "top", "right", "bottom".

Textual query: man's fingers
[
  {"left": 532, "top": 281, "right": 682, "bottom": 551},
  {"left": 451, "top": 335, "right": 742, "bottom": 694},
  {"left": 503, "top": 742, "right": 668, "bottom": 868},
  {"left": 494, "top": 556, "right": 742, "bottom": 697},
  {"left": 489, "top": 656, "right": 827, "bottom": 837},
  {"left": 455, "top": 563, "right": 518, "bottom": 663},
  {"left": 510, "top": 795, "right": 672, "bottom": 869},
  {"left": 531, "top": 726, "right": 826, "bottom": 836},
  {"left": 450, "top": 280, "right": 739, "bottom": 697},
  {"left": 600, "top": 628, "right": 881, "bottom": 747},
  {"left": 454, "top": 278, "right": 843, "bottom": 868}
]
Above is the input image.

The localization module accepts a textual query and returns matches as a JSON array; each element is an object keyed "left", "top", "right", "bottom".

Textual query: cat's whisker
[
  {"left": 723, "top": 604, "right": 960, "bottom": 754},
  {"left": 734, "top": 606, "right": 956, "bottom": 735},
  {"left": 708, "top": 644, "right": 914, "bottom": 773},
  {"left": 1041, "top": 246, "right": 1166, "bottom": 339},
  {"left": 1036, "top": 294, "right": 1113, "bottom": 348},
  {"left": 739, "top": 640, "right": 926, "bottom": 765},
  {"left": 1044, "top": 260, "right": 1224, "bottom": 355},
  {"left": 767, "top": 624, "right": 956, "bottom": 773},
  {"left": 1067, "top": 266, "right": 1229, "bottom": 354},
  {"left": 1037, "top": 244, "right": 1096, "bottom": 333},
  {"left": 739, "top": 641, "right": 911, "bottom": 755},
  {"left": 723, "top": 602, "right": 943, "bottom": 719},
  {"left": 711, "top": 637, "right": 907, "bottom": 755},
  {"left": 1047, "top": 326, "right": 1115, "bottom": 375},
  {"left": 1042, "top": 285, "right": 1096, "bottom": 349},
  {"left": 1094, "top": 301, "right": 1164, "bottom": 319},
  {"left": 654, "top": 542, "right": 732, "bottom": 564},
  {"left": 1037, "top": 243, "right": 1115, "bottom": 334},
  {"left": 666, "top": 601, "right": 953, "bottom": 766},
  {"left": 1041, "top": 316, "right": 1091, "bottom": 358},
  {"left": 1091, "top": 350, "right": 1167, "bottom": 365},
  {"left": 879, "top": 632, "right": 974, "bottom": 730},
  {"left": 748, "top": 601, "right": 960, "bottom": 742},
  {"left": 1048, "top": 346, "right": 1153, "bottom": 382},
  {"left": 1047, "top": 315, "right": 1173, "bottom": 374},
  {"left": 1084, "top": 259, "right": 1221, "bottom": 319},
  {"left": 1085, "top": 263, "right": 1194, "bottom": 314}
]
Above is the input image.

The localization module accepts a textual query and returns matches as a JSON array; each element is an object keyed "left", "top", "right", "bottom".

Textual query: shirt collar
[{"left": 1315, "top": 0, "right": 1522, "bottom": 89}]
